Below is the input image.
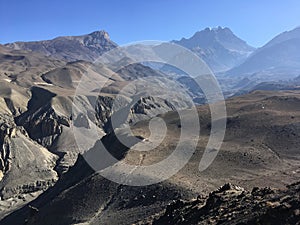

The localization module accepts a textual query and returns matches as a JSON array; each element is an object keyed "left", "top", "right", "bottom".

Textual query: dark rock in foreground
[{"left": 153, "top": 182, "right": 300, "bottom": 225}]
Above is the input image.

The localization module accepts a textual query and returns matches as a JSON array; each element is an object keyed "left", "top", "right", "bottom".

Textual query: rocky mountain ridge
[
  {"left": 4, "top": 30, "right": 117, "bottom": 62},
  {"left": 173, "top": 27, "right": 255, "bottom": 72},
  {"left": 227, "top": 27, "right": 300, "bottom": 79}
]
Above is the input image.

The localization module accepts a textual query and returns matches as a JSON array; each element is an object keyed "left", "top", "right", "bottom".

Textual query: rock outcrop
[{"left": 154, "top": 182, "right": 300, "bottom": 225}]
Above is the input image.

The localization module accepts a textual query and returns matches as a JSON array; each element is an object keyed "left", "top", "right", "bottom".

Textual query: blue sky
[{"left": 1, "top": 0, "right": 300, "bottom": 47}]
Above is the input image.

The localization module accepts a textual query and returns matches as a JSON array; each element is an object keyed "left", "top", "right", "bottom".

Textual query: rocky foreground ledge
[{"left": 152, "top": 182, "right": 300, "bottom": 225}]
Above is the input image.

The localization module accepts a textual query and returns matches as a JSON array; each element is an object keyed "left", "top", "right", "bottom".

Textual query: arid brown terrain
[
  {"left": 0, "top": 28, "right": 300, "bottom": 225},
  {"left": 1, "top": 88, "right": 300, "bottom": 225}
]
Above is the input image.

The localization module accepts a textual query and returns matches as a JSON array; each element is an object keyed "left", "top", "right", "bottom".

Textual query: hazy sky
[{"left": 1, "top": 0, "right": 300, "bottom": 47}]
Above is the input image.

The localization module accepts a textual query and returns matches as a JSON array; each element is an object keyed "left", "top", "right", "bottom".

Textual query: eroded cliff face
[
  {"left": 0, "top": 73, "right": 190, "bottom": 210},
  {"left": 0, "top": 120, "right": 15, "bottom": 181},
  {"left": 0, "top": 116, "right": 58, "bottom": 193}
]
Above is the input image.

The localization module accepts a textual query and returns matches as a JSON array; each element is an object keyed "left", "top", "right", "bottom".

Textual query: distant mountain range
[
  {"left": 4, "top": 26, "right": 300, "bottom": 81},
  {"left": 173, "top": 26, "right": 255, "bottom": 72},
  {"left": 2, "top": 27, "right": 257, "bottom": 74},
  {"left": 3, "top": 25, "right": 300, "bottom": 96},
  {"left": 227, "top": 27, "right": 300, "bottom": 79}
]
